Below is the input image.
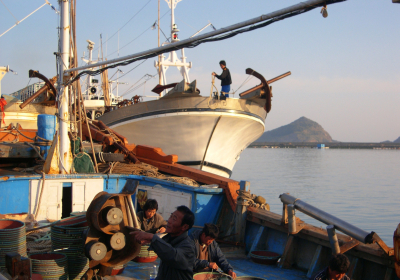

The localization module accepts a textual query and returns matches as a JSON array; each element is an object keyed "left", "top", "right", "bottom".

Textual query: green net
[{"left": 71, "top": 137, "right": 95, "bottom": 173}]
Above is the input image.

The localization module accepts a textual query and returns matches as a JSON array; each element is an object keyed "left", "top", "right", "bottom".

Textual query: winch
[{"left": 82, "top": 179, "right": 142, "bottom": 279}]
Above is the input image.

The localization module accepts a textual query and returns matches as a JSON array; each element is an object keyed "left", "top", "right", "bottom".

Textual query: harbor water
[{"left": 231, "top": 148, "right": 400, "bottom": 245}]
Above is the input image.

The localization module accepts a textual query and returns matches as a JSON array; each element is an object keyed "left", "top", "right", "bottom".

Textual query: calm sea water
[{"left": 231, "top": 148, "right": 400, "bottom": 245}]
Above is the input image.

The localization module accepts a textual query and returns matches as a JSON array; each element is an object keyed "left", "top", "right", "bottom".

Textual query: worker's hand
[
  {"left": 212, "top": 72, "right": 216, "bottom": 76},
  {"left": 130, "top": 231, "right": 154, "bottom": 244},
  {"left": 228, "top": 270, "right": 237, "bottom": 279},
  {"left": 208, "top": 262, "right": 219, "bottom": 270},
  {"left": 158, "top": 227, "right": 166, "bottom": 233}
]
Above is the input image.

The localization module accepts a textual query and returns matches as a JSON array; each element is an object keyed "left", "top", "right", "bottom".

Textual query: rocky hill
[
  {"left": 256, "top": 116, "right": 333, "bottom": 142},
  {"left": 394, "top": 137, "right": 400, "bottom": 143}
]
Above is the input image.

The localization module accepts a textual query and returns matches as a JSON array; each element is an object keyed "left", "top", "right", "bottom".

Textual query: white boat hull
[{"left": 99, "top": 96, "right": 267, "bottom": 177}]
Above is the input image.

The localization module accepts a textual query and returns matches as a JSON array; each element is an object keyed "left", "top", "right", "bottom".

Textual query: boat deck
[{"left": 117, "top": 248, "right": 308, "bottom": 280}]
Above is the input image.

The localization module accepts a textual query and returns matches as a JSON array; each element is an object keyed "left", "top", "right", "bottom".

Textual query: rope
[
  {"left": 4, "top": 125, "right": 53, "bottom": 146},
  {"left": 24, "top": 142, "right": 45, "bottom": 160},
  {"left": 97, "top": 162, "right": 200, "bottom": 187},
  {"left": 26, "top": 231, "right": 52, "bottom": 254},
  {"left": 237, "top": 189, "right": 269, "bottom": 210},
  {"left": 232, "top": 69, "right": 255, "bottom": 94},
  {"left": 207, "top": 75, "right": 226, "bottom": 109}
]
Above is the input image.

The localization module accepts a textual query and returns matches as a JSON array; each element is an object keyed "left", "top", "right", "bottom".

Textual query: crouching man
[
  {"left": 131, "top": 205, "right": 195, "bottom": 280},
  {"left": 312, "top": 253, "right": 350, "bottom": 280},
  {"left": 190, "top": 223, "right": 237, "bottom": 279}
]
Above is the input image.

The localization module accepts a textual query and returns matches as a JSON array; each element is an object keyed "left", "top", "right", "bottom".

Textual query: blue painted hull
[{"left": 0, "top": 174, "right": 224, "bottom": 227}]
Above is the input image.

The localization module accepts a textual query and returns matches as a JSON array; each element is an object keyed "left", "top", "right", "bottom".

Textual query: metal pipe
[
  {"left": 327, "top": 225, "right": 341, "bottom": 255},
  {"left": 124, "top": 196, "right": 133, "bottom": 227},
  {"left": 126, "top": 195, "right": 139, "bottom": 229},
  {"left": 239, "top": 71, "right": 291, "bottom": 97},
  {"left": 279, "top": 193, "right": 373, "bottom": 243},
  {"left": 65, "top": 0, "right": 344, "bottom": 73},
  {"left": 288, "top": 204, "right": 296, "bottom": 234}
]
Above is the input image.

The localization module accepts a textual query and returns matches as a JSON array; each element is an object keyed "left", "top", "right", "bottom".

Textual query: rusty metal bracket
[{"left": 19, "top": 70, "right": 57, "bottom": 109}]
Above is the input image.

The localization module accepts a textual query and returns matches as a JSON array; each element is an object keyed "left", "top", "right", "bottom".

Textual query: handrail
[{"left": 279, "top": 193, "right": 374, "bottom": 244}]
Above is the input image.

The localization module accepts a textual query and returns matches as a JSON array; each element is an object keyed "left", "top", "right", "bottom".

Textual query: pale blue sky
[{"left": 1, "top": 0, "right": 399, "bottom": 142}]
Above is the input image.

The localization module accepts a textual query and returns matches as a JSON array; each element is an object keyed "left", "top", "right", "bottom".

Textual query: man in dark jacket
[
  {"left": 190, "top": 223, "right": 237, "bottom": 279},
  {"left": 131, "top": 205, "right": 195, "bottom": 280},
  {"left": 137, "top": 199, "right": 167, "bottom": 234},
  {"left": 312, "top": 254, "right": 350, "bottom": 280},
  {"left": 212, "top": 60, "right": 232, "bottom": 99}
]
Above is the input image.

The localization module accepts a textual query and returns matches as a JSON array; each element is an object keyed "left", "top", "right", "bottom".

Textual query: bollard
[
  {"left": 288, "top": 204, "right": 296, "bottom": 234},
  {"left": 327, "top": 225, "right": 341, "bottom": 255},
  {"left": 37, "top": 114, "right": 56, "bottom": 160},
  {"left": 234, "top": 181, "right": 250, "bottom": 243}
]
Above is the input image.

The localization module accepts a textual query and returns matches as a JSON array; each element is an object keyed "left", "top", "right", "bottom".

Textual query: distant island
[
  {"left": 256, "top": 116, "right": 333, "bottom": 143},
  {"left": 251, "top": 117, "right": 400, "bottom": 149}
]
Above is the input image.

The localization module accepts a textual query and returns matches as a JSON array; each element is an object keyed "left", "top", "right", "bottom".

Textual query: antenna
[{"left": 155, "top": 0, "right": 191, "bottom": 96}]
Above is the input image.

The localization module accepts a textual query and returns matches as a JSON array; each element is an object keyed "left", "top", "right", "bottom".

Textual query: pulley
[
  {"left": 86, "top": 241, "right": 107, "bottom": 261},
  {"left": 106, "top": 207, "right": 123, "bottom": 225},
  {"left": 110, "top": 232, "right": 126, "bottom": 251}
]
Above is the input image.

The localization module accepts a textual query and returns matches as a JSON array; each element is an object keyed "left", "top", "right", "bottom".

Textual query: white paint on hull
[{"left": 110, "top": 111, "right": 265, "bottom": 177}]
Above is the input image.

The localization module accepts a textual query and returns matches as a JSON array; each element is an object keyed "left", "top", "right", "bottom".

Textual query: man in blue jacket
[{"left": 190, "top": 223, "right": 237, "bottom": 279}]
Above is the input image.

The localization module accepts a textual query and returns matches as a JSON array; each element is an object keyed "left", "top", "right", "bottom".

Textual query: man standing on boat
[
  {"left": 212, "top": 60, "right": 232, "bottom": 99},
  {"left": 190, "top": 223, "right": 237, "bottom": 279},
  {"left": 131, "top": 205, "right": 195, "bottom": 280},
  {"left": 312, "top": 254, "right": 350, "bottom": 280},
  {"left": 136, "top": 199, "right": 167, "bottom": 233}
]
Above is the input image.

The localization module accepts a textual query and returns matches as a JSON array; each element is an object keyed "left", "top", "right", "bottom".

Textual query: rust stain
[{"left": 0, "top": 176, "right": 9, "bottom": 181}]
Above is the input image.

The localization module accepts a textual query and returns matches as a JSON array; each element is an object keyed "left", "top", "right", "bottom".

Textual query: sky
[{"left": 0, "top": 0, "right": 399, "bottom": 142}]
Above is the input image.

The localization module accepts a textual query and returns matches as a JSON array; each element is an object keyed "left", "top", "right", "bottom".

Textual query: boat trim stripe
[
  {"left": 106, "top": 108, "right": 265, "bottom": 127},
  {"left": 177, "top": 161, "right": 232, "bottom": 177}
]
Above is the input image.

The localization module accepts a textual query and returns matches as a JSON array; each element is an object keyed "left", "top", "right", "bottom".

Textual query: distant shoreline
[{"left": 250, "top": 142, "right": 400, "bottom": 149}]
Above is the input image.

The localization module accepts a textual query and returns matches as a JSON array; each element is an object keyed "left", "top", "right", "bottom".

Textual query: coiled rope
[
  {"left": 208, "top": 75, "right": 226, "bottom": 109},
  {"left": 237, "top": 189, "right": 270, "bottom": 211},
  {"left": 97, "top": 162, "right": 200, "bottom": 187}
]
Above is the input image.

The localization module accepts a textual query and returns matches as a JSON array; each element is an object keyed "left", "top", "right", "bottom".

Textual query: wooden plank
[
  {"left": 307, "top": 245, "right": 323, "bottom": 278},
  {"left": 340, "top": 239, "right": 360, "bottom": 254},
  {"left": 347, "top": 257, "right": 360, "bottom": 279},
  {"left": 375, "top": 237, "right": 394, "bottom": 256},
  {"left": 247, "top": 226, "right": 265, "bottom": 258},
  {"left": 248, "top": 207, "right": 283, "bottom": 225},
  {"left": 278, "top": 235, "right": 297, "bottom": 269},
  {"left": 383, "top": 267, "right": 394, "bottom": 280}
]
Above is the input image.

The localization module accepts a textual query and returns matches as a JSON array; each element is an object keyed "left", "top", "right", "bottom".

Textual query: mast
[
  {"left": 58, "top": 0, "right": 71, "bottom": 173},
  {"left": 81, "top": 40, "right": 96, "bottom": 98},
  {"left": 156, "top": 0, "right": 192, "bottom": 96},
  {"left": 158, "top": 0, "right": 161, "bottom": 85}
]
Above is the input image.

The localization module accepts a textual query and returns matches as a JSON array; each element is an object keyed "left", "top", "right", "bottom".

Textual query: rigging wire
[
  {"left": 120, "top": 73, "right": 157, "bottom": 97},
  {"left": 67, "top": 1, "right": 344, "bottom": 86},
  {"left": 174, "top": 15, "right": 197, "bottom": 32},
  {"left": 0, "top": 0, "right": 18, "bottom": 21},
  {"left": 0, "top": 0, "right": 58, "bottom": 38},
  {"left": 104, "top": 10, "right": 171, "bottom": 59},
  {"left": 93, "top": 0, "right": 153, "bottom": 53}
]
